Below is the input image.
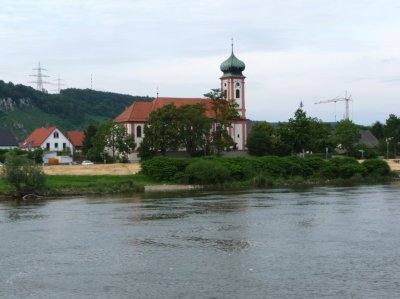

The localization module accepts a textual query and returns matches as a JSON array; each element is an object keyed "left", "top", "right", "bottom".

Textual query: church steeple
[
  {"left": 220, "top": 42, "right": 246, "bottom": 118},
  {"left": 219, "top": 41, "right": 247, "bottom": 151},
  {"left": 220, "top": 41, "right": 246, "bottom": 78}
]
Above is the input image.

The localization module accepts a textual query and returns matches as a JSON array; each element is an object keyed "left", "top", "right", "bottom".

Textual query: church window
[
  {"left": 136, "top": 125, "right": 142, "bottom": 138},
  {"left": 236, "top": 89, "right": 240, "bottom": 98}
]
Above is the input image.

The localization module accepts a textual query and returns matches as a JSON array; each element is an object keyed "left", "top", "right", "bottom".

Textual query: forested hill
[{"left": 0, "top": 80, "right": 153, "bottom": 140}]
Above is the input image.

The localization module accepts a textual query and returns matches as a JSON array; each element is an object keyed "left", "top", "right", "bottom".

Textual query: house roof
[
  {"left": 0, "top": 128, "right": 18, "bottom": 146},
  {"left": 359, "top": 130, "right": 379, "bottom": 148},
  {"left": 114, "top": 97, "right": 214, "bottom": 122},
  {"left": 21, "top": 127, "right": 57, "bottom": 148},
  {"left": 67, "top": 131, "right": 85, "bottom": 147}
]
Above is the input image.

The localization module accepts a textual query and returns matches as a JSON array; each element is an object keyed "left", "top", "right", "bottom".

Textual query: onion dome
[{"left": 220, "top": 51, "right": 246, "bottom": 78}]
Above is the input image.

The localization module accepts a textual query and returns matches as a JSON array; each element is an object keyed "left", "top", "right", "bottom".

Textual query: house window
[
  {"left": 236, "top": 89, "right": 240, "bottom": 99},
  {"left": 55, "top": 143, "right": 58, "bottom": 149},
  {"left": 237, "top": 134, "right": 240, "bottom": 138},
  {"left": 53, "top": 132, "right": 59, "bottom": 138},
  {"left": 136, "top": 125, "right": 142, "bottom": 138},
  {"left": 46, "top": 143, "right": 50, "bottom": 150},
  {"left": 63, "top": 143, "right": 66, "bottom": 150}
]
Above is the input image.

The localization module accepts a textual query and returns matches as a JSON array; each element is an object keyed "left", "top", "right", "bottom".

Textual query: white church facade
[{"left": 115, "top": 48, "right": 248, "bottom": 152}]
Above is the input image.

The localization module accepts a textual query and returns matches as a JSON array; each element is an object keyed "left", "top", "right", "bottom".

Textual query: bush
[
  {"left": 185, "top": 160, "right": 230, "bottom": 184},
  {"left": 362, "top": 159, "right": 391, "bottom": 176},
  {"left": 1, "top": 152, "right": 47, "bottom": 196},
  {"left": 140, "top": 157, "right": 190, "bottom": 181}
]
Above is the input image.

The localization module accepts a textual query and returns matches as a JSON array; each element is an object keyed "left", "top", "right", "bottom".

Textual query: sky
[{"left": 1, "top": 0, "right": 399, "bottom": 125}]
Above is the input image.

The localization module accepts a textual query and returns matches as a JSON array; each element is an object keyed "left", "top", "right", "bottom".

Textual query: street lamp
[
  {"left": 358, "top": 149, "right": 365, "bottom": 159},
  {"left": 386, "top": 137, "right": 393, "bottom": 160}
]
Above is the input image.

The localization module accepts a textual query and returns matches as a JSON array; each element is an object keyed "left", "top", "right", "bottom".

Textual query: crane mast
[{"left": 315, "top": 91, "right": 352, "bottom": 120}]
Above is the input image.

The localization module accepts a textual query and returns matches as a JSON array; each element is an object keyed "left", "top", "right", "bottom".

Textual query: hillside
[{"left": 0, "top": 80, "right": 153, "bottom": 140}]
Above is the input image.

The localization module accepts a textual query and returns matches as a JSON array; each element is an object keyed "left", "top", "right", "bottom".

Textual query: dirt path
[{"left": 43, "top": 163, "right": 141, "bottom": 175}]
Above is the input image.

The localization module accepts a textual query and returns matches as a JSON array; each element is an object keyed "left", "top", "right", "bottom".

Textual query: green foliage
[
  {"left": 185, "top": 160, "right": 230, "bottom": 184},
  {"left": 247, "top": 121, "right": 276, "bottom": 156},
  {"left": 179, "top": 104, "right": 211, "bottom": 156},
  {"left": 141, "top": 103, "right": 211, "bottom": 157},
  {"left": 362, "top": 159, "right": 391, "bottom": 176},
  {"left": 333, "top": 119, "right": 360, "bottom": 153},
  {"left": 0, "top": 80, "right": 152, "bottom": 139},
  {"left": 143, "top": 104, "right": 182, "bottom": 156},
  {"left": 140, "top": 156, "right": 190, "bottom": 181},
  {"left": 204, "top": 88, "right": 240, "bottom": 154},
  {"left": 82, "top": 121, "right": 135, "bottom": 162},
  {"left": 280, "top": 108, "right": 331, "bottom": 154},
  {"left": 1, "top": 152, "right": 46, "bottom": 196}
]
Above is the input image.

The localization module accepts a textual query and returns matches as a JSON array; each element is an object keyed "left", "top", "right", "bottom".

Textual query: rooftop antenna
[
  {"left": 29, "top": 62, "right": 50, "bottom": 92},
  {"left": 90, "top": 74, "right": 93, "bottom": 89},
  {"left": 156, "top": 86, "right": 159, "bottom": 98}
]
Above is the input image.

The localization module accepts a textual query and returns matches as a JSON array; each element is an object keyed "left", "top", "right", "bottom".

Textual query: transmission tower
[
  {"left": 29, "top": 62, "right": 50, "bottom": 92},
  {"left": 53, "top": 74, "right": 66, "bottom": 94}
]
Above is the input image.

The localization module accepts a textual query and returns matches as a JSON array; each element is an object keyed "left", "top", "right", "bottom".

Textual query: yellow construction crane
[{"left": 315, "top": 91, "right": 352, "bottom": 121}]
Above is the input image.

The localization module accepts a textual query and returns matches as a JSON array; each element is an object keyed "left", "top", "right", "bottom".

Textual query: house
[
  {"left": 115, "top": 47, "right": 248, "bottom": 153},
  {"left": 0, "top": 128, "right": 18, "bottom": 149},
  {"left": 20, "top": 127, "right": 73, "bottom": 152},
  {"left": 67, "top": 131, "right": 85, "bottom": 152},
  {"left": 358, "top": 130, "right": 379, "bottom": 148}
]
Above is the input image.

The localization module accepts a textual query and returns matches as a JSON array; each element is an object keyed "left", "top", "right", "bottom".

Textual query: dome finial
[{"left": 231, "top": 37, "right": 234, "bottom": 54}]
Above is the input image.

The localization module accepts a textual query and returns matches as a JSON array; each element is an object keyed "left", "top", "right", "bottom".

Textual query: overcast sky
[{"left": 1, "top": 0, "right": 399, "bottom": 125}]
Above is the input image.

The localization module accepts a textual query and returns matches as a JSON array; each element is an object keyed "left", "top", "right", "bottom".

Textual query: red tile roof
[
  {"left": 115, "top": 97, "right": 214, "bottom": 122},
  {"left": 67, "top": 131, "right": 85, "bottom": 147},
  {"left": 21, "top": 127, "right": 57, "bottom": 148}
]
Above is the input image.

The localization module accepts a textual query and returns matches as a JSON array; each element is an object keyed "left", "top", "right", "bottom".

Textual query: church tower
[{"left": 219, "top": 45, "right": 247, "bottom": 150}]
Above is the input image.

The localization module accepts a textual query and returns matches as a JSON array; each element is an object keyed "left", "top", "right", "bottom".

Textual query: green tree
[
  {"left": 204, "top": 88, "right": 240, "bottom": 154},
  {"left": 142, "top": 104, "right": 181, "bottom": 156},
  {"left": 178, "top": 104, "right": 211, "bottom": 156},
  {"left": 383, "top": 114, "right": 400, "bottom": 157},
  {"left": 247, "top": 121, "right": 277, "bottom": 156},
  {"left": 82, "top": 124, "right": 98, "bottom": 157},
  {"left": 281, "top": 107, "right": 331, "bottom": 154},
  {"left": 88, "top": 121, "right": 136, "bottom": 162},
  {"left": 2, "top": 151, "right": 46, "bottom": 196},
  {"left": 371, "top": 121, "right": 384, "bottom": 140},
  {"left": 332, "top": 119, "right": 360, "bottom": 153}
]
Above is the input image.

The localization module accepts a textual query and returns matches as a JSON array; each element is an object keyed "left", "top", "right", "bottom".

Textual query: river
[{"left": 1, "top": 184, "right": 400, "bottom": 298}]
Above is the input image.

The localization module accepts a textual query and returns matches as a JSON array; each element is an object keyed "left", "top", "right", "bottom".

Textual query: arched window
[
  {"left": 136, "top": 125, "right": 142, "bottom": 138},
  {"left": 236, "top": 89, "right": 240, "bottom": 99}
]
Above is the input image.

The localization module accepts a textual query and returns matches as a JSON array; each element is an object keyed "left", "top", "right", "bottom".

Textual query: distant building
[
  {"left": 20, "top": 127, "right": 73, "bottom": 152},
  {"left": 115, "top": 48, "right": 248, "bottom": 153},
  {"left": 67, "top": 131, "right": 85, "bottom": 152},
  {"left": 0, "top": 128, "right": 18, "bottom": 149},
  {"left": 358, "top": 130, "right": 379, "bottom": 148}
]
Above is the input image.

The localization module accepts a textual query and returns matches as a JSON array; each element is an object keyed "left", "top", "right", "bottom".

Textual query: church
[{"left": 114, "top": 48, "right": 248, "bottom": 154}]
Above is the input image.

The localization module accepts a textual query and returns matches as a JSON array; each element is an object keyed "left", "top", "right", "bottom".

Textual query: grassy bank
[{"left": 0, "top": 174, "right": 156, "bottom": 197}]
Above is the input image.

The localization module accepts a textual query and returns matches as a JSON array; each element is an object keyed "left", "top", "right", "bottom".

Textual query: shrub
[
  {"left": 140, "top": 157, "right": 190, "bottom": 181},
  {"left": 2, "top": 152, "right": 47, "bottom": 196},
  {"left": 362, "top": 159, "right": 391, "bottom": 176},
  {"left": 185, "top": 160, "right": 230, "bottom": 184}
]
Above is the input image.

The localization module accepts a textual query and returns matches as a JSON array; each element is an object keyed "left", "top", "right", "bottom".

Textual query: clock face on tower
[{"left": 236, "top": 82, "right": 240, "bottom": 87}]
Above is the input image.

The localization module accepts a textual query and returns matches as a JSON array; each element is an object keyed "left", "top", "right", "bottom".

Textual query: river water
[{"left": 1, "top": 184, "right": 400, "bottom": 298}]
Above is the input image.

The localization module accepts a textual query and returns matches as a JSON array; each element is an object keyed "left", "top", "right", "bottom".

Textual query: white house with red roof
[
  {"left": 21, "top": 127, "right": 74, "bottom": 152},
  {"left": 115, "top": 48, "right": 248, "bottom": 152}
]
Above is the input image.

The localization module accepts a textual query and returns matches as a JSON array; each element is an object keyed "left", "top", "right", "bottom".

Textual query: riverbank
[{"left": 0, "top": 157, "right": 398, "bottom": 199}]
